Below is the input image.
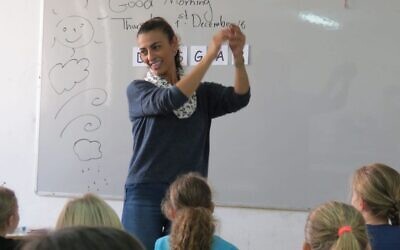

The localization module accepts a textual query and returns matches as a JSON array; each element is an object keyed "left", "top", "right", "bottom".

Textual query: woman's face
[{"left": 137, "top": 30, "right": 178, "bottom": 81}]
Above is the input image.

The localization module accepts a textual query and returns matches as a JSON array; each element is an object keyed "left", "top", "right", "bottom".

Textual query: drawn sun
[{"left": 54, "top": 15, "right": 95, "bottom": 49}]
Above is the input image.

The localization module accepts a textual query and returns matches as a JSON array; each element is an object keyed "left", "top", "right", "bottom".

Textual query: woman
[
  {"left": 351, "top": 163, "right": 400, "bottom": 250},
  {"left": 303, "top": 201, "right": 369, "bottom": 250},
  {"left": 56, "top": 193, "right": 122, "bottom": 229},
  {"left": 0, "top": 187, "right": 21, "bottom": 250},
  {"left": 122, "top": 17, "right": 250, "bottom": 249}
]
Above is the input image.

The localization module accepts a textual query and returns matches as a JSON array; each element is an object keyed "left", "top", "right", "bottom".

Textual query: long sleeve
[
  {"left": 202, "top": 82, "right": 250, "bottom": 119},
  {"left": 127, "top": 80, "right": 188, "bottom": 119}
]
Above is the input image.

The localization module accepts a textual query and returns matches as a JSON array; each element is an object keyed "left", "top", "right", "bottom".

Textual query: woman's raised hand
[
  {"left": 207, "top": 25, "right": 246, "bottom": 61},
  {"left": 207, "top": 28, "right": 231, "bottom": 58},
  {"left": 176, "top": 25, "right": 248, "bottom": 97},
  {"left": 227, "top": 24, "right": 246, "bottom": 59}
]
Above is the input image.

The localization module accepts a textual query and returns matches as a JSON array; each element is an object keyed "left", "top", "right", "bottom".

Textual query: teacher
[{"left": 122, "top": 16, "right": 250, "bottom": 249}]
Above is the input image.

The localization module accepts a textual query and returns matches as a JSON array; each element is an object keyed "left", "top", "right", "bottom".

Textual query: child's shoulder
[
  {"left": 212, "top": 235, "right": 239, "bottom": 250},
  {"left": 154, "top": 235, "right": 170, "bottom": 250}
]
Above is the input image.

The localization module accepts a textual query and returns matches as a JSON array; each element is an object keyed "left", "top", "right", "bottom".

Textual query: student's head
[
  {"left": 351, "top": 163, "right": 400, "bottom": 225},
  {"left": 162, "top": 172, "right": 215, "bottom": 250},
  {"left": 22, "top": 226, "right": 144, "bottom": 250},
  {"left": 137, "top": 17, "right": 181, "bottom": 81},
  {"left": 56, "top": 193, "right": 122, "bottom": 229},
  {"left": 304, "top": 201, "right": 369, "bottom": 250},
  {"left": 0, "top": 186, "right": 19, "bottom": 236}
]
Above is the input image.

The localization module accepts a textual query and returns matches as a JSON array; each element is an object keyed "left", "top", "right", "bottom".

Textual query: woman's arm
[
  {"left": 229, "top": 24, "right": 250, "bottom": 95},
  {"left": 175, "top": 28, "right": 231, "bottom": 97},
  {"left": 127, "top": 80, "right": 187, "bottom": 118},
  {"left": 176, "top": 25, "right": 250, "bottom": 97}
]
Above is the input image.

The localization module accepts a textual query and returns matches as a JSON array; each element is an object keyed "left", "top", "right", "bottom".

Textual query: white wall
[{"left": 0, "top": 1, "right": 307, "bottom": 249}]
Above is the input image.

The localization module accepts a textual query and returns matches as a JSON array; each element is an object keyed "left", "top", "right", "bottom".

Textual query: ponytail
[
  {"left": 388, "top": 202, "right": 400, "bottom": 226},
  {"left": 170, "top": 207, "right": 214, "bottom": 250},
  {"left": 304, "top": 201, "right": 368, "bottom": 250},
  {"left": 175, "top": 50, "right": 183, "bottom": 79},
  {"left": 162, "top": 173, "right": 215, "bottom": 250},
  {"left": 334, "top": 227, "right": 364, "bottom": 250}
]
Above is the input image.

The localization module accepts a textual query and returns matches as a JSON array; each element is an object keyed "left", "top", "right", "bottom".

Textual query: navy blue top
[
  {"left": 367, "top": 224, "right": 400, "bottom": 250},
  {"left": 0, "top": 236, "right": 20, "bottom": 250},
  {"left": 126, "top": 80, "right": 250, "bottom": 185}
]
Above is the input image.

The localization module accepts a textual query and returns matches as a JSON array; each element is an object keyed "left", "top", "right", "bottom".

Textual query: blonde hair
[
  {"left": 162, "top": 172, "right": 215, "bottom": 250},
  {"left": 56, "top": 193, "right": 122, "bottom": 229},
  {"left": 0, "top": 186, "right": 18, "bottom": 231},
  {"left": 22, "top": 226, "right": 144, "bottom": 250},
  {"left": 352, "top": 163, "right": 400, "bottom": 225},
  {"left": 304, "top": 201, "right": 369, "bottom": 250}
]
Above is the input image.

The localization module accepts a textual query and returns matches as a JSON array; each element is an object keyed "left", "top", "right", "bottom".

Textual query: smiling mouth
[
  {"left": 65, "top": 35, "right": 83, "bottom": 43},
  {"left": 150, "top": 60, "right": 161, "bottom": 70}
]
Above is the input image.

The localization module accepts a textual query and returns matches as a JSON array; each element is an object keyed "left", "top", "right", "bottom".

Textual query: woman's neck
[
  {"left": 164, "top": 74, "right": 178, "bottom": 84},
  {"left": 160, "top": 66, "right": 178, "bottom": 84},
  {"left": 364, "top": 212, "right": 387, "bottom": 225}
]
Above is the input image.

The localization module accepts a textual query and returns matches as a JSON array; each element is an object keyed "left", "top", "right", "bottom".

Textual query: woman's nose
[{"left": 147, "top": 50, "right": 155, "bottom": 62}]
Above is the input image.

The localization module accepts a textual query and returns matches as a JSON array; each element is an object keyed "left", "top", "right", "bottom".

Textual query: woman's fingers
[
  {"left": 228, "top": 24, "right": 240, "bottom": 34},
  {"left": 229, "top": 25, "right": 245, "bottom": 39},
  {"left": 217, "top": 28, "right": 232, "bottom": 43},
  {"left": 208, "top": 29, "right": 230, "bottom": 56},
  {"left": 228, "top": 25, "right": 245, "bottom": 45},
  {"left": 208, "top": 26, "right": 246, "bottom": 58},
  {"left": 228, "top": 28, "right": 246, "bottom": 57}
]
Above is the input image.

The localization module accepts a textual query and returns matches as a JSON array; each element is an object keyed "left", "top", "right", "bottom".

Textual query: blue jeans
[{"left": 122, "top": 183, "right": 170, "bottom": 250}]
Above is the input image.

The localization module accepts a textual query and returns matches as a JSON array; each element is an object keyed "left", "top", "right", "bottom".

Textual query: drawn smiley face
[{"left": 55, "top": 16, "right": 94, "bottom": 48}]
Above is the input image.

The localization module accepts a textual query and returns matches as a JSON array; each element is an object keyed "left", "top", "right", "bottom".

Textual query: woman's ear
[
  {"left": 360, "top": 198, "right": 367, "bottom": 211},
  {"left": 351, "top": 190, "right": 366, "bottom": 212},
  {"left": 166, "top": 207, "right": 176, "bottom": 220},
  {"left": 7, "top": 213, "right": 19, "bottom": 233},
  {"left": 303, "top": 242, "right": 311, "bottom": 250},
  {"left": 163, "top": 202, "right": 176, "bottom": 221}
]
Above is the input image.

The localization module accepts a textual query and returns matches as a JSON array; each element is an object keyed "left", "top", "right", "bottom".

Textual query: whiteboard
[{"left": 37, "top": 0, "right": 400, "bottom": 210}]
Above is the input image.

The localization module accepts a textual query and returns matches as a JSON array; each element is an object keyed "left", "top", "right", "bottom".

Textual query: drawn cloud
[
  {"left": 73, "top": 139, "right": 102, "bottom": 161},
  {"left": 49, "top": 58, "right": 89, "bottom": 94}
]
